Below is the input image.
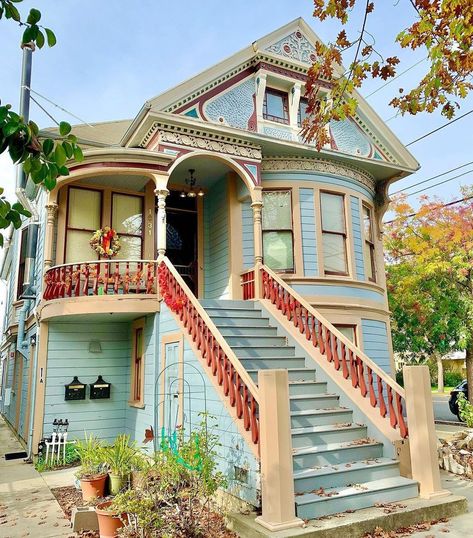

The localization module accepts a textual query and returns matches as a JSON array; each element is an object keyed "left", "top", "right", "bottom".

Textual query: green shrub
[
  {"left": 35, "top": 442, "right": 79, "bottom": 472},
  {"left": 457, "top": 392, "right": 473, "bottom": 428},
  {"left": 444, "top": 372, "right": 464, "bottom": 387},
  {"left": 395, "top": 370, "right": 404, "bottom": 387}
]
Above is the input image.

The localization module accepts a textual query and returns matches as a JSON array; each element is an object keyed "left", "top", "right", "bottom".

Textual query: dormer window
[{"left": 263, "top": 88, "right": 289, "bottom": 124}]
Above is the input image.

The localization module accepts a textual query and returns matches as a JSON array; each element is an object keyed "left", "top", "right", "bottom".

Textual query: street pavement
[{"left": 432, "top": 392, "right": 462, "bottom": 424}]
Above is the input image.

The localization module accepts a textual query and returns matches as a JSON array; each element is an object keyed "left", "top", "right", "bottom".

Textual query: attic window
[{"left": 263, "top": 88, "right": 289, "bottom": 124}]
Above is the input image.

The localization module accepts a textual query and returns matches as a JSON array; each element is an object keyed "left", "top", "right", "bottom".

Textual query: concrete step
[
  {"left": 211, "top": 316, "right": 270, "bottom": 327},
  {"left": 291, "top": 408, "right": 354, "bottom": 428},
  {"left": 247, "top": 368, "right": 317, "bottom": 383},
  {"left": 295, "top": 476, "right": 418, "bottom": 520},
  {"left": 205, "top": 307, "right": 263, "bottom": 318},
  {"left": 289, "top": 381, "right": 327, "bottom": 396},
  {"left": 217, "top": 325, "right": 278, "bottom": 337},
  {"left": 290, "top": 393, "right": 339, "bottom": 412},
  {"left": 291, "top": 424, "right": 367, "bottom": 449},
  {"left": 232, "top": 345, "right": 297, "bottom": 358},
  {"left": 293, "top": 440, "right": 384, "bottom": 470},
  {"left": 201, "top": 299, "right": 256, "bottom": 309},
  {"left": 239, "top": 356, "right": 306, "bottom": 370},
  {"left": 293, "top": 457, "right": 401, "bottom": 493},
  {"left": 224, "top": 335, "right": 288, "bottom": 347}
]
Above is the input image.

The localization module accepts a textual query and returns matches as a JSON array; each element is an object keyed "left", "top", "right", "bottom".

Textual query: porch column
[
  {"left": 251, "top": 192, "right": 263, "bottom": 264},
  {"left": 155, "top": 188, "right": 169, "bottom": 259},
  {"left": 43, "top": 202, "right": 58, "bottom": 271}
]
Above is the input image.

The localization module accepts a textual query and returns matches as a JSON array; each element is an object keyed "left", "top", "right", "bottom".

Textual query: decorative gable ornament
[{"left": 265, "top": 30, "right": 317, "bottom": 64}]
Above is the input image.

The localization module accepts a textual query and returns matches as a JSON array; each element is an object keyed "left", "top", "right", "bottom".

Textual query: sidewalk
[{"left": 0, "top": 416, "right": 72, "bottom": 538}]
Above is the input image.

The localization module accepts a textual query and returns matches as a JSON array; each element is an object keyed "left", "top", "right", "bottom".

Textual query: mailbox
[
  {"left": 90, "top": 375, "right": 111, "bottom": 399},
  {"left": 65, "top": 377, "right": 86, "bottom": 401}
]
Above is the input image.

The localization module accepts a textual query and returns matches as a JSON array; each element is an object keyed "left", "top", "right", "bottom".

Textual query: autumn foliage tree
[
  {"left": 303, "top": 1, "right": 473, "bottom": 148},
  {"left": 385, "top": 189, "right": 473, "bottom": 401}
]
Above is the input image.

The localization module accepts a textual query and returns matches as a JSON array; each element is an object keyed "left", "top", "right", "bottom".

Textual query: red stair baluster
[
  {"left": 92, "top": 263, "right": 100, "bottom": 295},
  {"left": 396, "top": 394, "right": 408, "bottom": 438},
  {"left": 357, "top": 357, "right": 368, "bottom": 397},
  {"left": 124, "top": 262, "right": 130, "bottom": 294},
  {"left": 235, "top": 375, "right": 243, "bottom": 418},
  {"left": 217, "top": 349, "right": 224, "bottom": 385},
  {"left": 243, "top": 385, "right": 250, "bottom": 430},
  {"left": 387, "top": 385, "right": 398, "bottom": 429},
  {"left": 222, "top": 355, "right": 229, "bottom": 396},
  {"left": 332, "top": 335, "right": 340, "bottom": 370},
  {"left": 378, "top": 376, "right": 387, "bottom": 417},
  {"left": 325, "top": 327, "right": 333, "bottom": 362},
  {"left": 367, "top": 366, "right": 377, "bottom": 406},
  {"left": 114, "top": 262, "right": 120, "bottom": 294},
  {"left": 229, "top": 364, "right": 236, "bottom": 407},
  {"left": 250, "top": 396, "right": 258, "bottom": 444},
  {"left": 349, "top": 349, "right": 358, "bottom": 387},
  {"left": 341, "top": 342, "right": 349, "bottom": 379}
]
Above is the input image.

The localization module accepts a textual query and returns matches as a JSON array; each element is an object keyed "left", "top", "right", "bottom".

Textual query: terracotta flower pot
[
  {"left": 96, "top": 501, "right": 127, "bottom": 538},
  {"left": 109, "top": 472, "right": 128, "bottom": 495},
  {"left": 80, "top": 473, "right": 108, "bottom": 501}
]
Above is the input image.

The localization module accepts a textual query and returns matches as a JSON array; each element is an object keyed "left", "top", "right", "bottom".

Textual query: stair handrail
[
  {"left": 253, "top": 263, "right": 408, "bottom": 439},
  {"left": 158, "top": 256, "right": 260, "bottom": 449}
]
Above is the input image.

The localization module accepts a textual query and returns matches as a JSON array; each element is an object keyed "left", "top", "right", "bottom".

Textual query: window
[
  {"left": 262, "top": 190, "right": 294, "bottom": 272},
  {"left": 363, "top": 205, "right": 376, "bottom": 282},
  {"left": 263, "top": 88, "right": 289, "bottom": 124},
  {"left": 130, "top": 320, "right": 145, "bottom": 406},
  {"left": 112, "top": 193, "right": 143, "bottom": 259},
  {"left": 334, "top": 324, "right": 357, "bottom": 345},
  {"left": 320, "top": 192, "right": 348, "bottom": 275},
  {"left": 297, "top": 97, "right": 309, "bottom": 127},
  {"left": 16, "top": 227, "right": 28, "bottom": 298},
  {"left": 65, "top": 187, "right": 102, "bottom": 263}
]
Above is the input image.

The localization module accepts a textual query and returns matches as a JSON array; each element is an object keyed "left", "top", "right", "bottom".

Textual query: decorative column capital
[
  {"left": 45, "top": 202, "right": 58, "bottom": 222},
  {"left": 154, "top": 188, "right": 169, "bottom": 200}
]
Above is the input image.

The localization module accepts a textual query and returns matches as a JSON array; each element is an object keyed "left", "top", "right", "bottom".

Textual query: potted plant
[
  {"left": 95, "top": 500, "right": 128, "bottom": 538},
  {"left": 103, "top": 434, "right": 138, "bottom": 495},
  {"left": 75, "top": 433, "right": 107, "bottom": 501}
]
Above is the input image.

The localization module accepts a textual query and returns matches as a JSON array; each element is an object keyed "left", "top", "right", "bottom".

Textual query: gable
[{"left": 264, "top": 30, "right": 317, "bottom": 65}]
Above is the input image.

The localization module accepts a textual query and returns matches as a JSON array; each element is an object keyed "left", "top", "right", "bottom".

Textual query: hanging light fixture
[{"left": 185, "top": 169, "right": 204, "bottom": 198}]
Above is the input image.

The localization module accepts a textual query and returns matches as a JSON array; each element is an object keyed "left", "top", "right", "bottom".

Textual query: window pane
[
  {"left": 322, "top": 233, "right": 347, "bottom": 273},
  {"left": 112, "top": 194, "right": 143, "bottom": 235},
  {"left": 117, "top": 236, "right": 142, "bottom": 259},
  {"left": 262, "top": 191, "right": 292, "bottom": 230},
  {"left": 364, "top": 242, "right": 375, "bottom": 280},
  {"left": 266, "top": 91, "right": 285, "bottom": 119},
  {"left": 321, "top": 192, "right": 345, "bottom": 233},
  {"left": 363, "top": 206, "right": 372, "bottom": 240},
  {"left": 335, "top": 325, "right": 355, "bottom": 343},
  {"left": 65, "top": 230, "right": 98, "bottom": 263},
  {"left": 263, "top": 231, "right": 293, "bottom": 271},
  {"left": 68, "top": 188, "right": 101, "bottom": 230},
  {"left": 298, "top": 98, "right": 309, "bottom": 126}
]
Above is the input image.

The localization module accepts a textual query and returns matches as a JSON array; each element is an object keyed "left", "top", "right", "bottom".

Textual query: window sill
[
  {"left": 262, "top": 116, "right": 290, "bottom": 126},
  {"left": 128, "top": 401, "right": 145, "bottom": 409}
]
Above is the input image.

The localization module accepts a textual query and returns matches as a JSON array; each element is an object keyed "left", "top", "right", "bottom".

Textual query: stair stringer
[{"left": 258, "top": 298, "right": 405, "bottom": 461}]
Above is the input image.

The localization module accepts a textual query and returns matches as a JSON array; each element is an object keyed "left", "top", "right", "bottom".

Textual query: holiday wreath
[{"left": 90, "top": 226, "right": 121, "bottom": 257}]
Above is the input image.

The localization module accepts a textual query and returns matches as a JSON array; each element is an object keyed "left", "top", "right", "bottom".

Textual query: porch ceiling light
[{"left": 185, "top": 169, "right": 204, "bottom": 198}]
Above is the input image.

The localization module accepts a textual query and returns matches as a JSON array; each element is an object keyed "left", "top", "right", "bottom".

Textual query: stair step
[
  {"left": 290, "top": 394, "right": 339, "bottom": 412},
  {"left": 224, "top": 335, "right": 288, "bottom": 347},
  {"left": 289, "top": 381, "right": 327, "bottom": 396},
  {"left": 211, "top": 316, "right": 270, "bottom": 327},
  {"left": 293, "top": 458, "right": 400, "bottom": 492},
  {"left": 295, "top": 476, "right": 418, "bottom": 520},
  {"left": 291, "top": 424, "right": 367, "bottom": 448},
  {"left": 217, "top": 325, "right": 278, "bottom": 337},
  {"left": 291, "top": 408, "right": 353, "bottom": 428},
  {"left": 239, "top": 356, "right": 306, "bottom": 370},
  {"left": 293, "top": 440, "right": 384, "bottom": 470},
  {"left": 205, "top": 307, "right": 262, "bottom": 318},
  {"left": 232, "top": 345, "right": 296, "bottom": 358},
  {"left": 247, "top": 368, "right": 317, "bottom": 383},
  {"left": 201, "top": 299, "right": 255, "bottom": 309}
]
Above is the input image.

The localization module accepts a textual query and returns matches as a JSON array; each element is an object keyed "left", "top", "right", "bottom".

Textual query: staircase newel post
[
  {"left": 254, "top": 262, "right": 263, "bottom": 299},
  {"left": 256, "top": 369, "right": 304, "bottom": 531},
  {"left": 403, "top": 365, "right": 450, "bottom": 499}
]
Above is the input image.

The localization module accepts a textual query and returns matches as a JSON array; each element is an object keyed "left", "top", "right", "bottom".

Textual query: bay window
[
  {"left": 320, "top": 192, "right": 348, "bottom": 275},
  {"left": 112, "top": 193, "right": 143, "bottom": 259},
  {"left": 363, "top": 204, "right": 376, "bottom": 282},
  {"left": 262, "top": 190, "right": 294, "bottom": 272}
]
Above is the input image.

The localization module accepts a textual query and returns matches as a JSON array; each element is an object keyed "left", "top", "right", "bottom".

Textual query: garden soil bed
[{"left": 51, "top": 485, "right": 237, "bottom": 538}]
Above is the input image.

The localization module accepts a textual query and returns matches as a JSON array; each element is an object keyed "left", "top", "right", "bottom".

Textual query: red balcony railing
[{"left": 43, "top": 260, "right": 158, "bottom": 300}]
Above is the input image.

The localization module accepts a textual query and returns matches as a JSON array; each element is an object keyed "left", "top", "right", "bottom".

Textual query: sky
[{"left": 0, "top": 0, "right": 472, "bottom": 211}]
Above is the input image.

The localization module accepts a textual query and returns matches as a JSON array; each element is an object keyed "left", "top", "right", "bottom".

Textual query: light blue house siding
[
  {"left": 299, "top": 188, "right": 318, "bottom": 276},
  {"left": 158, "top": 305, "right": 260, "bottom": 506},
  {"left": 351, "top": 196, "right": 365, "bottom": 280},
  {"left": 18, "top": 351, "right": 30, "bottom": 440},
  {"left": 204, "top": 178, "right": 230, "bottom": 299},
  {"left": 43, "top": 321, "right": 131, "bottom": 443},
  {"left": 3, "top": 345, "right": 17, "bottom": 426},
  {"left": 241, "top": 200, "right": 254, "bottom": 269},
  {"left": 362, "top": 319, "right": 391, "bottom": 375}
]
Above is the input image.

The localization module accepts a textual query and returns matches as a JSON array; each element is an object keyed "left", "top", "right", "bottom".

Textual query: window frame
[
  {"left": 320, "top": 190, "right": 349, "bottom": 276},
  {"left": 16, "top": 227, "right": 29, "bottom": 300},
  {"left": 64, "top": 186, "right": 103, "bottom": 262},
  {"left": 262, "top": 188, "right": 295, "bottom": 273},
  {"left": 362, "top": 204, "right": 376, "bottom": 282},
  {"left": 333, "top": 323, "right": 358, "bottom": 346},
  {"left": 129, "top": 318, "right": 145, "bottom": 408},
  {"left": 111, "top": 192, "right": 144, "bottom": 259},
  {"left": 263, "top": 87, "right": 290, "bottom": 124},
  {"left": 297, "top": 97, "right": 309, "bottom": 128}
]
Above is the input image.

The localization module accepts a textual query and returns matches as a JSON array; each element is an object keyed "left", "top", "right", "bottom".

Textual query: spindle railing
[
  {"left": 43, "top": 260, "right": 158, "bottom": 300},
  {"left": 159, "top": 257, "right": 260, "bottom": 449},
  {"left": 241, "top": 264, "right": 408, "bottom": 439}
]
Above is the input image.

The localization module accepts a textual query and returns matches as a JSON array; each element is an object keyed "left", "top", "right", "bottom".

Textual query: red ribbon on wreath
[{"left": 102, "top": 228, "right": 114, "bottom": 253}]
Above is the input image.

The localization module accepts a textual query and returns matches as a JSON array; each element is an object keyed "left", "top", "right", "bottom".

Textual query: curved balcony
[{"left": 40, "top": 260, "right": 159, "bottom": 320}]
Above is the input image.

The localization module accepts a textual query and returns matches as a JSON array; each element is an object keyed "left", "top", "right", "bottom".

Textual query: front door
[{"left": 165, "top": 191, "right": 198, "bottom": 294}]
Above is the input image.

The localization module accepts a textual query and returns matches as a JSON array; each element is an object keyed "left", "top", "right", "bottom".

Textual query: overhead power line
[
  {"left": 384, "top": 194, "right": 473, "bottom": 225},
  {"left": 405, "top": 108, "right": 473, "bottom": 146},
  {"left": 405, "top": 169, "right": 473, "bottom": 197},
  {"left": 365, "top": 57, "right": 426, "bottom": 99},
  {"left": 391, "top": 161, "right": 473, "bottom": 195},
  {"left": 30, "top": 95, "right": 60, "bottom": 126}
]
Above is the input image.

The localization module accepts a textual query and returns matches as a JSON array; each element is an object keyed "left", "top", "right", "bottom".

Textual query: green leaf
[
  {"left": 2, "top": 122, "right": 20, "bottom": 137},
  {"left": 45, "top": 28, "right": 57, "bottom": 47},
  {"left": 22, "top": 25, "right": 38, "bottom": 44},
  {"left": 59, "top": 121, "right": 71, "bottom": 136},
  {"left": 0, "top": 107, "right": 8, "bottom": 122},
  {"left": 36, "top": 29, "right": 45, "bottom": 49},
  {"left": 54, "top": 144, "right": 67, "bottom": 167},
  {"left": 23, "top": 158, "right": 32, "bottom": 174},
  {"left": 67, "top": 134, "right": 77, "bottom": 143},
  {"left": 27, "top": 8, "right": 42, "bottom": 25},
  {"left": 43, "top": 138, "right": 54, "bottom": 156},
  {"left": 8, "top": 4, "right": 20, "bottom": 21},
  {"left": 58, "top": 165, "right": 70, "bottom": 176},
  {"left": 62, "top": 141, "right": 73, "bottom": 158},
  {"left": 12, "top": 203, "right": 32, "bottom": 218},
  {"left": 29, "top": 120, "right": 39, "bottom": 136},
  {"left": 0, "top": 235, "right": 3, "bottom": 248},
  {"left": 44, "top": 176, "right": 57, "bottom": 191},
  {"left": 73, "top": 145, "right": 84, "bottom": 162}
]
